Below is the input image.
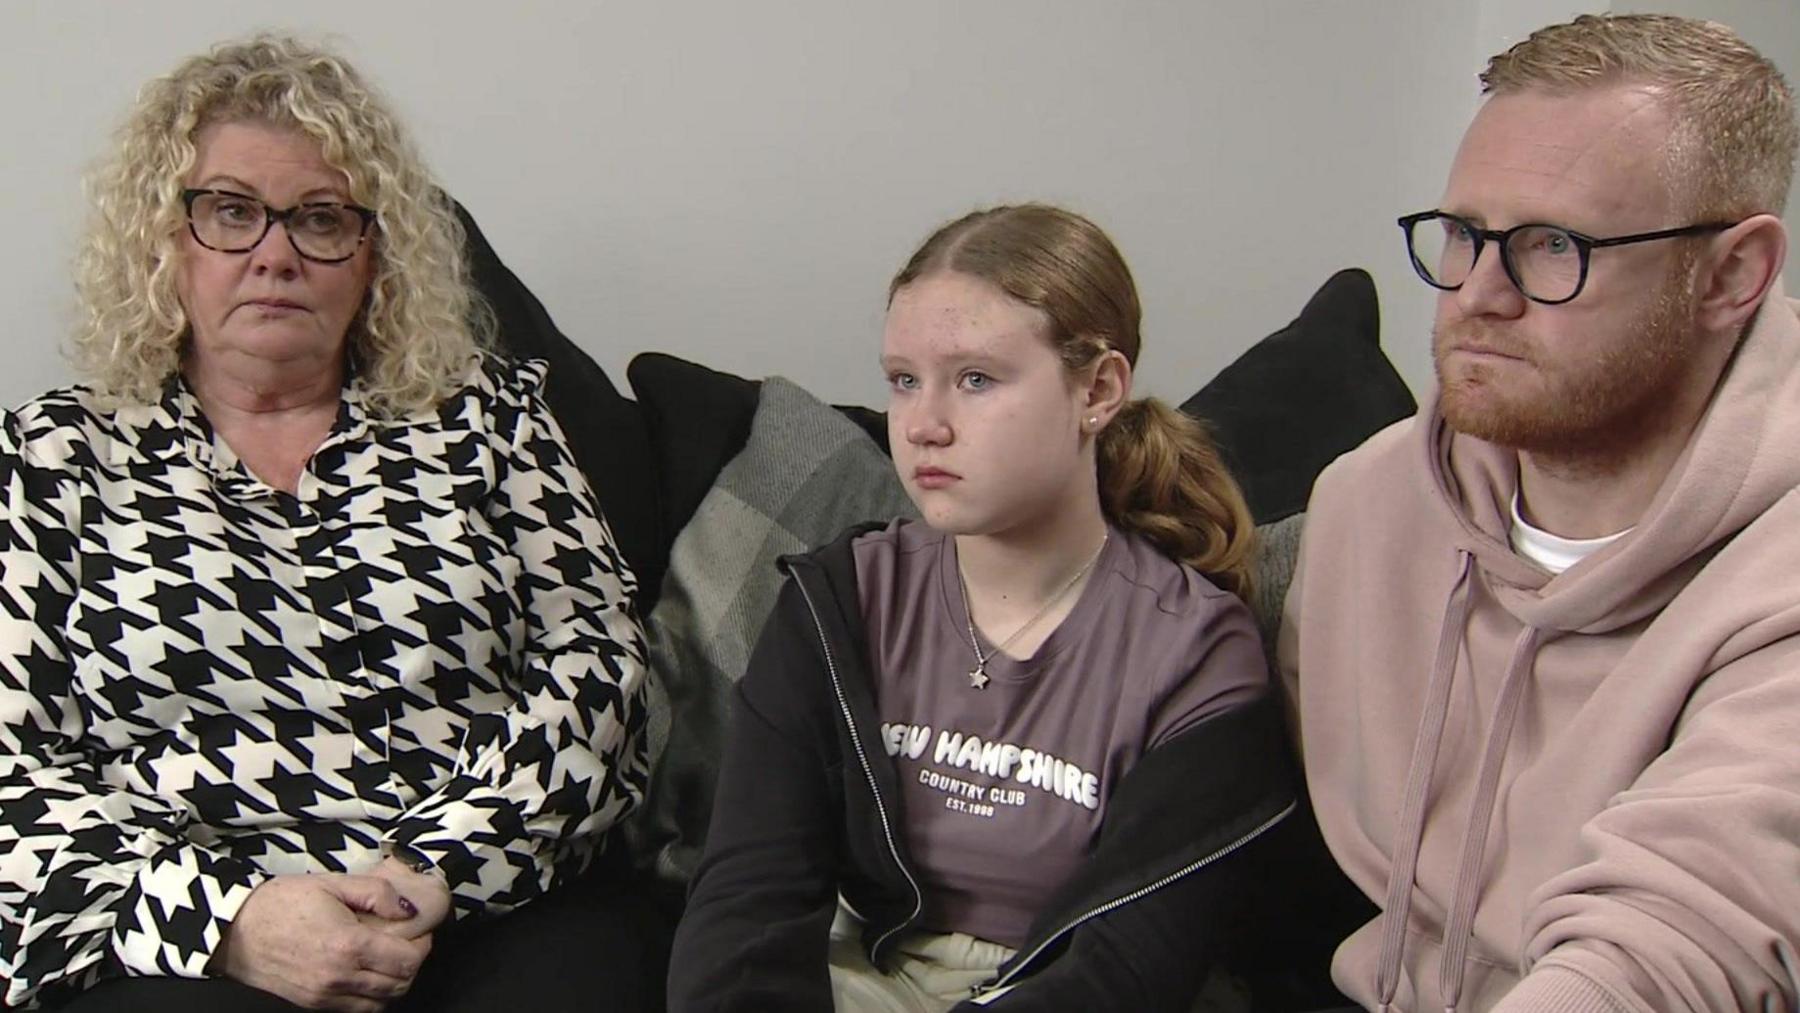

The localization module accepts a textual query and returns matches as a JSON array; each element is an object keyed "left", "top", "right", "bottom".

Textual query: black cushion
[
  {"left": 457, "top": 201, "right": 667, "bottom": 607},
  {"left": 1182, "top": 268, "right": 1416, "bottom": 524},
  {"left": 626, "top": 355, "right": 891, "bottom": 549},
  {"left": 626, "top": 353, "right": 763, "bottom": 546}
]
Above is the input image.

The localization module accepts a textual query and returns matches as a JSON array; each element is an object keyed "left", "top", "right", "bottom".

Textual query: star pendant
[{"left": 968, "top": 667, "right": 990, "bottom": 690}]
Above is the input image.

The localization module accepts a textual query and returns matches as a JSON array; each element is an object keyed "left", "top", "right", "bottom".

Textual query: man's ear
[
  {"left": 1080, "top": 347, "right": 1132, "bottom": 429},
  {"left": 1697, "top": 214, "right": 1787, "bottom": 337}
]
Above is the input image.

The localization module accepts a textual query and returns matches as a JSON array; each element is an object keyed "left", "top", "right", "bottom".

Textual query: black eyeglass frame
[
  {"left": 1396, "top": 210, "right": 1737, "bottom": 305},
  {"left": 181, "top": 188, "right": 378, "bottom": 264}
]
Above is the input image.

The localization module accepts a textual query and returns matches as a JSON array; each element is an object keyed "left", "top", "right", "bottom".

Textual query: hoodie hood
[{"left": 1422, "top": 282, "right": 1800, "bottom": 635}]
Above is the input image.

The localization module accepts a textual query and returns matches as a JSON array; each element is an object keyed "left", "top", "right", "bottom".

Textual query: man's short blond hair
[{"left": 1482, "top": 13, "right": 1797, "bottom": 221}]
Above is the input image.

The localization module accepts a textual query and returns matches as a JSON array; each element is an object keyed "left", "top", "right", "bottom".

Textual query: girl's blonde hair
[
  {"left": 74, "top": 33, "right": 493, "bottom": 417},
  {"left": 891, "top": 204, "right": 1256, "bottom": 597}
]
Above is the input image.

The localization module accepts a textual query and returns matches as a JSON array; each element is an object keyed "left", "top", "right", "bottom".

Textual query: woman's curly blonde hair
[{"left": 73, "top": 34, "right": 493, "bottom": 417}]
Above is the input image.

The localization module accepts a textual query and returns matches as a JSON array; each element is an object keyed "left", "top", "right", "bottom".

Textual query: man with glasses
[{"left": 1280, "top": 13, "right": 1800, "bottom": 1012}]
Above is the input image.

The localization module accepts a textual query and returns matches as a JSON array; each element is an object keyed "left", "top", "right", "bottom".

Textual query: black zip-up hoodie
[{"left": 668, "top": 525, "right": 1298, "bottom": 1011}]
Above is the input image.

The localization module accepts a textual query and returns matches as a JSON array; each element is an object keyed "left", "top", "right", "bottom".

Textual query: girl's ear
[{"left": 1080, "top": 347, "right": 1132, "bottom": 432}]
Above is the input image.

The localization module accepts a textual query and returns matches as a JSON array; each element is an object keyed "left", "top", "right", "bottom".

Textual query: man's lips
[
  {"left": 1438, "top": 329, "right": 1528, "bottom": 362},
  {"left": 1436, "top": 321, "right": 1531, "bottom": 362},
  {"left": 1446, "top": 343, "right": 1525, "bottom": 361}
]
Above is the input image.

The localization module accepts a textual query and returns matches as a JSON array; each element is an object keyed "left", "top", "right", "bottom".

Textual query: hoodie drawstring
[
  {"left": 1375, "top": 550, "right": 1475, "bottom": 1012},
  {"left": 1437, "top": 627, "right": 1545, "bottom": 1012},
  {"left": 1372, "top": 549, "right": 1552, "bottom": 1012}
]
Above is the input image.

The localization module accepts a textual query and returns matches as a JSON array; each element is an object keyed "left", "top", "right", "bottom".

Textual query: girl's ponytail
[{"left": 1097, "top": 398, "right": 1255, "bottom": 598}]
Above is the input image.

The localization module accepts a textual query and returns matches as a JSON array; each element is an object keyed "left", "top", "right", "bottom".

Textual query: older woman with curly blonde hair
[{"left": 0, "top": 35, "right": 654, "bottom": 1013}]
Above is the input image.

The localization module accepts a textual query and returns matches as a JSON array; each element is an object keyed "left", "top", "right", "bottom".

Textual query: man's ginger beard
[{"left": 1432, "top": 254, "right": 1702, "bottom": 464}]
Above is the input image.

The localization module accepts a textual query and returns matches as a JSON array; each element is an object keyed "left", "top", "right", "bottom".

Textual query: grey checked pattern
[{"left": 0, "top": 357, "right": 649, "bottom": 1007}]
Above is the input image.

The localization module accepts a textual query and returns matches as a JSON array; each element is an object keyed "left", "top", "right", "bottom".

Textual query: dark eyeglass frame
[
  {"left": 1396, "top": 210, "right": 1737, "bottom": 305},
  {"left": 181, "top": 188, "right": 378, "bottom": 264}
]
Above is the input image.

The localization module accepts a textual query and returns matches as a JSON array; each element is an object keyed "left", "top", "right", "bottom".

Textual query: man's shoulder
[
  {"left": 1685, "top": 485, "right": 1800, "bottom": 602},
  {"left": 1310, "top": 412, "right": 1421, "bottom": 508}
]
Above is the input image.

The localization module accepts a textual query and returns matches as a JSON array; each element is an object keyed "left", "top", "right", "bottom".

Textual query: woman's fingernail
[{"left": 398, "top": 896, "right": 418, "bottom": 917}]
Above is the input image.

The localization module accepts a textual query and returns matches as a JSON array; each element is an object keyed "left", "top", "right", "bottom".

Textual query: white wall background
[{"left": 2, "top": 1, "right": 1795, "bottom": 411}]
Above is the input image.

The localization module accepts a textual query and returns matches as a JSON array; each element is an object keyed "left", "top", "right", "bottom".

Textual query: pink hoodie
[{"left": 1280, "top": 287, "right": 1800, "bottom": 1012}]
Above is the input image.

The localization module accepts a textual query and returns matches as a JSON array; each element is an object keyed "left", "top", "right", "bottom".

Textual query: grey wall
[{"left": 2, "top": 1, "right": 1794, "bottom": 412}]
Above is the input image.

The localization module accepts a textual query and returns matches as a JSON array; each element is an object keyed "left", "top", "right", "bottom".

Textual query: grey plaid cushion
[{"left": 624, "top": 377, "right": 918, "bottom": 884}]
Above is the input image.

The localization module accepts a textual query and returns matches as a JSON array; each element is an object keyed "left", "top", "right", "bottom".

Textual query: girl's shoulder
[
  {"left": 1098, "top": 531, "right": 1269, "bottom": 709},
  {"left": 1104, "top": 528, "right": 1251, "bottom": 623},
  {"left": 849, "top": 517, "right": 943, "bottom": 581}
]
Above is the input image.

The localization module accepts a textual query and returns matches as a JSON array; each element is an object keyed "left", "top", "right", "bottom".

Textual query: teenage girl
[{"left": 668, "top": 204, "right": 1296, "bottom": 1012}]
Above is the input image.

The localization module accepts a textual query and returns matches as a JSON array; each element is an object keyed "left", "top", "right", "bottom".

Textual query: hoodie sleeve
[
  {"left": 666, "top": 579, "right": 842, "bottom": 1012},
  {"left": 1495, "top": 638, "right": 1800, "bottom": 1012},
  {"left": 959, "top": 697, "right": 1299, "bottom": 1013}
]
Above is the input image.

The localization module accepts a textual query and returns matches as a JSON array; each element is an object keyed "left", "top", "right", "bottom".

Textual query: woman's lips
[{"left": 245, "top": 298, "right": 306, "bottom": 312}]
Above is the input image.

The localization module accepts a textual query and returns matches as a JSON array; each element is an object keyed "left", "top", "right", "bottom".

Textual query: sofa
[{"left": 459, "top": 204, "right": 1412, "bottom": 1010}]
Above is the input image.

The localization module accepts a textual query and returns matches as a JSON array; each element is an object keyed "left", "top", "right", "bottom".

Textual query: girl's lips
[{"left": 912, "top": 467, "right": 958, "bottom": 489}]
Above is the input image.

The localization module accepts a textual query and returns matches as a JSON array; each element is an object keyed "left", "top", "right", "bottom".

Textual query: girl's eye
[
  {"left": 960, "top": 371, "right": 991, "bottom": 391},
  {"left": 888, "top": 373, "right": 918, "bottom": 392}
]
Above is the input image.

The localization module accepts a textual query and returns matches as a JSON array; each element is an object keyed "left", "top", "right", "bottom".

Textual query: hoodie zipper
[
  {"left": 791, "top": 572, "right": 924, "bottom": 958},
  {"left": 969, "top": 798, "right": 1297, "bottom": 999}
]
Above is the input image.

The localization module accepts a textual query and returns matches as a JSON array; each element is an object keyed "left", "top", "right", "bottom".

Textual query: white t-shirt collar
[{"left": 1508, "top": 489, "right": 1632, "bottom": 574}]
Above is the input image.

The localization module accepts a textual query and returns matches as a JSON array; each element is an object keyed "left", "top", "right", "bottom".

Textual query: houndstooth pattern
[{"left": 0, "top": 357, "right": 649, "bottom": 1006}]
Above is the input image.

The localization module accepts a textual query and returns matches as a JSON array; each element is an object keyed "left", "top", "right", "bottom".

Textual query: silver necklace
[{"left": 957, "top": 534, "right": 1108, "bottom": 689}]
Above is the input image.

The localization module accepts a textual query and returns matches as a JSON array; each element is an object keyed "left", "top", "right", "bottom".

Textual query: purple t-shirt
[{"left": 852, "top": 520, "right": 1268, "bottom": 947}]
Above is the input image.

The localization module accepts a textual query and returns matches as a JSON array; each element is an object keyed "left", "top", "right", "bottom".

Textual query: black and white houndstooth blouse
[{"left": 0, "top": 357, "right": 649, "bottom": 1006}]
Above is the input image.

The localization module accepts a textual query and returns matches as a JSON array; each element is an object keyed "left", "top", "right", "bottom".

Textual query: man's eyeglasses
[
  {"left": 181, "top": 188, "right": 377, "bottom": 264},
  {"left": 1397, "top": 211, "right": 1735, "bottom": 305}
]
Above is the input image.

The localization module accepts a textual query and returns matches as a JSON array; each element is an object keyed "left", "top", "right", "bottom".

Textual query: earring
[{"left": 1086, "top": 416, "right": 1099, "bottom": 430}]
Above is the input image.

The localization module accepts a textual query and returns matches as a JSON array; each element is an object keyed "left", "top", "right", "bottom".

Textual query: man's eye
[{"left": 1514, "top": 227, "right": 1577, "bottom": 258}]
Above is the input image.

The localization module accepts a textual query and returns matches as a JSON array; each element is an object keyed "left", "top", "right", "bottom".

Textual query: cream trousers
[{"left": 827, "top": 902, "right": 1017, "bottom": 1012}]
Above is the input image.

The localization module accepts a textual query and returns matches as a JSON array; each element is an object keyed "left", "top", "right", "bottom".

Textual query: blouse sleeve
[
  {"left": 382, "top": 362, "right": 651, "bottom": 918},
  {"left": 0, "top": 409, "right": 267, "bottom": 1006}
]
